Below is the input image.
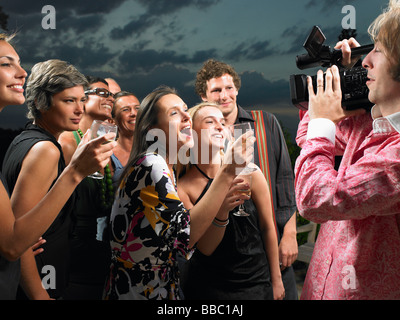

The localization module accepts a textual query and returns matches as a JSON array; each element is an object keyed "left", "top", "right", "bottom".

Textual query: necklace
[{"left": 77, "top": 129, "right": 114, "bottom": 209}]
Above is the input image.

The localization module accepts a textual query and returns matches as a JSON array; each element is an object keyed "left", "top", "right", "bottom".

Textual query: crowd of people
[{"left": 1, "top": 0, "right": 400, "bottom": 301}]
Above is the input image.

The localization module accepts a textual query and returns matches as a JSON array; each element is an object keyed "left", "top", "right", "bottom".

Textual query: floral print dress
[{"left": 103, "top": 153, "right": 191, "bottom": 300}]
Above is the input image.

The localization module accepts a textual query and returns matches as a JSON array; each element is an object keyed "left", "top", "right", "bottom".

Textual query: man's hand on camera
[
  {"left": 335, "top": 38, "right": 361, "bottom": 69},
  {"left": 307, "top": 65, "right": 365, "bottom": 124}
]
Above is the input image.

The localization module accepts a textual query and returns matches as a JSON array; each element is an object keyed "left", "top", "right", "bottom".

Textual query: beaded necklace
[{"left": 77, "top": 128, "right": 114, "bottom": 209}]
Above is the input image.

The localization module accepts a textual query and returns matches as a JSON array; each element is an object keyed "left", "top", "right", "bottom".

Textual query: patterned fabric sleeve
[
  {"left": 296, "top": 111, "right": 352, "bottom": 155},
  {"left": 124, "top": 153, "right": 191, "bottom": 254},
  {"left": 106, "top": 153, "right": 191, "bottom": 300},
  {"left": 295, "top": 134, "right": 400, "bottom": 223}
]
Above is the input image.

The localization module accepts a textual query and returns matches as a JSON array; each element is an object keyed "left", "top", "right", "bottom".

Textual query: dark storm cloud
[
  {"left": 49, "top": 41, "right": 114, "bottom": 69},
  {"left": 5, "top": 25, "right": 114, "bottom": 70},
  {"left": 239, "top": 71, "right": 290, "bottom": 106},
  {"left": 135, "top": 0, "right": 221, "bottom": 15},
  {"left": 2, "top": 0, "right": 127, "bottom": 34},
  {"left": 56, "top": 13, "right": 104, "bottom": 33},
  {"left": 111, "top": 0, "right": 221, "bottom": 40},
  {"left": 225, "top": 39, "right": 276, "bottom": 61},
  {"left": 105, "top": 63, "right": 199, "bottom": 106},
  {"left": 110, "top": 13, "right": 154, "bottom": 39},
  {"left": 281, "top": 25, "right": 310, "bottom": 55},
  {"left": 191, "top": 49, "right": 219, "bottom": 64},
  {"left": 118, "top": 48, "right": 187, "bottom": 72},
  {"left": 1, "top": 1, "right": 123, "bottom": 71},
  {"left": 2, "top": 0, "right": 127, "bottom": 15},
  {"left": 306, "top": 0, "right": 357, "bottom": 11},
  {"left": 117, "top": 47, "right": 218, "bottom": 73}
]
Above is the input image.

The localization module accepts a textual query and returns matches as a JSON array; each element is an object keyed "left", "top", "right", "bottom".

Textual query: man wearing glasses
[
  {"left": 85, "top": 87, "right": 115, "bottom": 100},
  {"left": 59, "top": 76, "right": 115, "bottom": 300}
]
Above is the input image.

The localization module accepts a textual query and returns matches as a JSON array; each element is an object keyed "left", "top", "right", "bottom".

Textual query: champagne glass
[
  {"left": 88, "top": 120, "right": 118, "bottom": 179},
  {"left": 233, "top": 173, "right": 252, "bottom": 217},
  {"left": 226, "top": 122, "right": 256, "bottom": 175}
]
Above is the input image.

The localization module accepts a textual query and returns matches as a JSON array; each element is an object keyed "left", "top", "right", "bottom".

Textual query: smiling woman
[
  {"left": 0, "top": 34, "right": 26, "bottom": 110},
  {"left": 103, "top": 86, "right": 256, "bottom": 300},
  {"left": 1, "top": 59, "right": 94, "bottom": 300},
  {"left": 177, "top": 103, "right": 285, "bottom": 300},
  {"left": 0, "top": 33, "right": 116, "bottom": 301}
]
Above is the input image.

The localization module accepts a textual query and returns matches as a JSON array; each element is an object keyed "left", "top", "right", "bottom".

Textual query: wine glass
[
  {"left": 88, "top": 120, "right": 118, "bottom": 179},
  {"left": 226, "top": 122, "right": 256, "bottom": 175},
  {"left": 233, "top": 173, "right": 252, "bottom": 217}
]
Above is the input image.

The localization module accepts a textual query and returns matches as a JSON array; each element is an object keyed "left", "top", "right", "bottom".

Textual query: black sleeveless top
[
  {"left": 66, "top": 131, "right": 111, "bottom": 288},
  {"left": 180, "top": 165, "right": 273, "bottom": 300},
  {"left": 0, "top": 172, "right": 20, "bottom": 300},
  {"left": 2, "top": 122, "right": 75, "bottom": 299}
]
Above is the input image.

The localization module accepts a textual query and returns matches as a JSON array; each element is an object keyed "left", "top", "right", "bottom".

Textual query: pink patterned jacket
[{"left": 295, "top": 108, "right": 400, "bottom": 300}]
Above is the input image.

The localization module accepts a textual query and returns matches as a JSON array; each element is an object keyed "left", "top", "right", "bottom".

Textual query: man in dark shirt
[{"left": 195, "top": 59, "right": 298, "bottom": 299}]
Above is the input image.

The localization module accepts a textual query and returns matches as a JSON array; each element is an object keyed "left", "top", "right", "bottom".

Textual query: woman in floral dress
[{"left": 103, "top": 86, "right": 254, "bottom": 300}]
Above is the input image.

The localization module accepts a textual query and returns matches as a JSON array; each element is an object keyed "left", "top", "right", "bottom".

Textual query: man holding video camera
[{"left": 295, "top": 0, "right": 400, "bottom": 300}]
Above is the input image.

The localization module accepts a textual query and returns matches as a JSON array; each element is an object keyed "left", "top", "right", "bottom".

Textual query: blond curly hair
[{"left": 368, "top": 0, "right": 400, "bottom": 80}]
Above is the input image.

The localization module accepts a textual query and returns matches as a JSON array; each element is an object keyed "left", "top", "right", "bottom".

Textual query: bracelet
[
  {"left": 214, "top": 217, "right": 229, "bottom": 223},
  {"left": 212, "top": 219, "right": 229, "bottom": 228}
]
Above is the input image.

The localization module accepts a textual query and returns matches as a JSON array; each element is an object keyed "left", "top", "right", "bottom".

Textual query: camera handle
[
  {"left": 296, "top": 44, "right": 374, "bottom": 70},
  {"left": 330, "top": 44, "right": 374, "bottom": 67}
]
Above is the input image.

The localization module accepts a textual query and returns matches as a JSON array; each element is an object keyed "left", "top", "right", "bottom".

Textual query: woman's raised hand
[
  {"left": 68, "top": 129, "right": 117, "bottom": 180},
  {"left": 223, "top": 130, "right": 256, "bottom": 175}
]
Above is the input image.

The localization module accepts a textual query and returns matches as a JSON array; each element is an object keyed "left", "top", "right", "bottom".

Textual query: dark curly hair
[{"left": 195, "top": 59, "right": 241, "bottom": 98}]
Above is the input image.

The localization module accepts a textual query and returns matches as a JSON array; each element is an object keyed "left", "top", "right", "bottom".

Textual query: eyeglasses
[{"left": 85, "top": 88, "right": 114, "bottom": 99}]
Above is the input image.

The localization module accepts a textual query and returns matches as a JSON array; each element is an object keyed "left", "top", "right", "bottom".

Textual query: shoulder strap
[
  {"left": 250, "top": 110, "right": 278, "bottom": 235},
  {"left": 73, "top": 131, "right": 81, "bottom": 145},
  {"left": 250, "top": 110, "right": 270, "bottom": 184},
  {"left": 193, "top": 164, "right": 212, "bottom": 181}
]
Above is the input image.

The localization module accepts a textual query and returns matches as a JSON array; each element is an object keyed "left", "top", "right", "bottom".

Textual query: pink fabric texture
[{"left": 295, "top": 112, "right": 400, "bottom": 300}]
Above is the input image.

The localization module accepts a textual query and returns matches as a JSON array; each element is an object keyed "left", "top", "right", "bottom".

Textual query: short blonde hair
[
  {"left": 26, "top": 60, "right": 88, "bottom": 119},
  {"left": 187, "top": 101, "right": 221, "bottom": 122},
  {"left": 368, "top": 0, "right": 400, "bottom": 80}
]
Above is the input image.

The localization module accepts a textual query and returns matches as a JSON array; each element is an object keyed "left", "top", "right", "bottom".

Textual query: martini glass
[
  {"left": 227, "top": 122, "right": 256, "bottom": 175},
  {"left": 88, "top": 120, "right": 118, "bottom": 179}
]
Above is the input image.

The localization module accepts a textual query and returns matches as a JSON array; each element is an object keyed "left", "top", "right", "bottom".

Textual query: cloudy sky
[{"left": 0, "top": 0, "right": 389, "bottom": 140}]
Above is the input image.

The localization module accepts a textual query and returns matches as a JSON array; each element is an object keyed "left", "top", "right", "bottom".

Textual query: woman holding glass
[
  {"left": 1, "top": 55, "right": 116, "bottom": 300},
  {"left": 177, "top": 102, "right": 285, "bottom": 300},
  {"left": 103, "top": 86, "right": 254, "bottom": 300}
]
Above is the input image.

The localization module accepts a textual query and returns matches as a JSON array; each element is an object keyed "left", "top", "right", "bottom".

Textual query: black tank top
[
  {"left": 180, "top": 165, "right": 273, "bottom": 300},
  {"left": 2, "top": 122, "right": 74, "bottom": 299},
  {"left": 0, "top": 172, "right": 20, "bottom": 300}
]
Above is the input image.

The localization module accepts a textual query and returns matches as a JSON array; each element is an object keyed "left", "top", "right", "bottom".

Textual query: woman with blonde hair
[
  {"left": 178, "top": 102, "right": 285, "bottom": 300},
  {"left": 104, "top": 86, "right": 254, "bottom": 300}
]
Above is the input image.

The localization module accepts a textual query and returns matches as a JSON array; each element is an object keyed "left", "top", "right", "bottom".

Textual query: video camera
[{"left": 289, "top": 26, "right": 374, "bottom": 111}]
